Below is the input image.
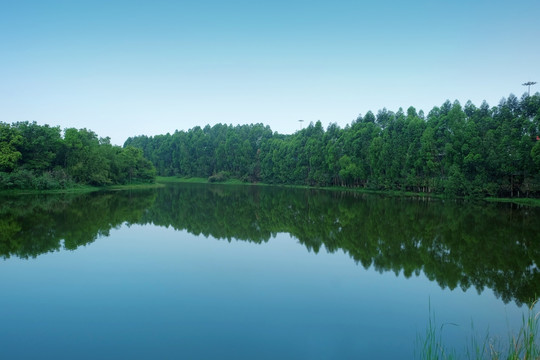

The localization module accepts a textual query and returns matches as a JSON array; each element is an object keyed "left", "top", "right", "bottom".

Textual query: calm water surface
[{"left": 1, "top": 183, "right": 539, "bottom": 359}]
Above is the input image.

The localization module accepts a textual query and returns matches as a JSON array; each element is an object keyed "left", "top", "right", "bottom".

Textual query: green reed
[{"left": 417, "top": 301, "right": 539, "bottom": 360}]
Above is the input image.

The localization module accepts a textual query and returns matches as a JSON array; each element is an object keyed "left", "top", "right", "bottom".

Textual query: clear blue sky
[{"left": 1, "top": 0, "right": 539, "bottom": 145}]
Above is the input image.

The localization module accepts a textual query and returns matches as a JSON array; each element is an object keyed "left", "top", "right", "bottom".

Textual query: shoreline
[
  {"left": 155, "top": 176, "right": 540, "bottom": 207},
  {"left": 0, "top": 182, "right": 163, "bottom": 196},
  {"left": 2, "top": 176, "right": 540, "bottom": 207}
]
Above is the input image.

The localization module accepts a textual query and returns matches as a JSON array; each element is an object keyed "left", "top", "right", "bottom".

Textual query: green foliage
[
  {"left": 14, "top": 121, "right": 62, "bottom": 172},
  {"left": 0, "top": 122, "right": 156, "bottom": 190},
  {"left": 208, "top": 171, "right": 230, "bottom": 182},
  {"left": 126, "top": 94, "right": 540, "bottom": 198},
  {"left": 0, "top": 122, "right": 23, "bottom": 171},
  {"left": 3, "top": 92, "right": 540, "bottom": 196}
]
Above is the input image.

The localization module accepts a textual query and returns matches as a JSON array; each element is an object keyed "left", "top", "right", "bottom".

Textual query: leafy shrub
[{"left": 208, "top": 171, "right": 230, "bottom": 183}]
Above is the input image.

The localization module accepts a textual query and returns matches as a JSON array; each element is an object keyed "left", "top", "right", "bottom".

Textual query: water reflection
[{"left": 1, "top": 183, "right": 539, "bottom": 305}]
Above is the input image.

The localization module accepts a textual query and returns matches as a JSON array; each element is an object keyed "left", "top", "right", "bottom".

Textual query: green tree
[
  {"left": 0, "top": 122, "right": 23, "bottom": 172},
  {"left": 14, "top": 121, "right": 62, "bottom": 172}
]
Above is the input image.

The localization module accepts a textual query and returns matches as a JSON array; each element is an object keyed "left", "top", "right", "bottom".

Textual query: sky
[{"left": 1, "top": 0, "right": 539, "bottom": 146}]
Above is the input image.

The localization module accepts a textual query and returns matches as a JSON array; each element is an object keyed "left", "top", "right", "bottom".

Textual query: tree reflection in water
[{"left": 1, "top": 183, "right": 539, "bottom": 306}]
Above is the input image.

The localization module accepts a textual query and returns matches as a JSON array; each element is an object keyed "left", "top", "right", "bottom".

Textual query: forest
[
  {"left": 126, "top": 93, "right": 540, "bottom": 198},
  {"left": 2, "top": 93, "right": 540, "bottom": 197},
  {"left": 0, "top": 121, "right": 155, "bottom": 190}
]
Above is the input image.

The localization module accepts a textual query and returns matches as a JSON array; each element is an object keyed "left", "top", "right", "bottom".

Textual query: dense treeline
[
  {"left": 125, "top": 122, "right": 274, "bottom": 182},
  {"left": 0, "top": 121, "right": 156, "bottom": 190},
  {"left": 126, "top": 93, "right": 540, "bottom": 197}
]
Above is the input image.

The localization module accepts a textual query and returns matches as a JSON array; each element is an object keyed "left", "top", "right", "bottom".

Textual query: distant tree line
[
  {"left": 125, "top": 93, "right": 540, "bottom": 198},
  {"left": 0, "top": 121, "right": 155, "bottom": 190}
]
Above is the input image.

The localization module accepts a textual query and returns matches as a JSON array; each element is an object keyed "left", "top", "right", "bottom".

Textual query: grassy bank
[
  {"left": 103, "top": 182, "right": 165, "bottom": 191},
  {"left": 156, "top": 176, "right": 257, "bottom": 186},
  {"left": 156, "top": 176, "right": 208, "bottom": 183},
  {"left": 417, "top": 302, "right": 539, "bottom": 359},
  {"left": 155, "top": 176, "right": 540, "bottom": 207},
  {"left": 0, "top": 182, "right": 163, "bottom": 196},
  {"left": 0, "top": 184, "right": 100, "bottom": 195},
  {"left": 484, "top": 197, "right": 540, "bottom": 207}
]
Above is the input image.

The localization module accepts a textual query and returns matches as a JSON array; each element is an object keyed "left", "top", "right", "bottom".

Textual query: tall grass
[
  {"left": 416, "top": 301, "right": 459, "bottom": 360},
  {"left": 417, "top": 301, "right": 539, "bottom": 360}
]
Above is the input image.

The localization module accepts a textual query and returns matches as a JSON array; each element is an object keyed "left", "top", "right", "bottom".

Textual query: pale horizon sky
[{"left": 1, "top": 0, "right": 539, "bottom": 145}]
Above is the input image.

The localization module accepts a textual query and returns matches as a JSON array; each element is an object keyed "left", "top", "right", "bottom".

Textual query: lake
[{"left": 1, "top": 183, "right": 539, "bottom": 359}]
